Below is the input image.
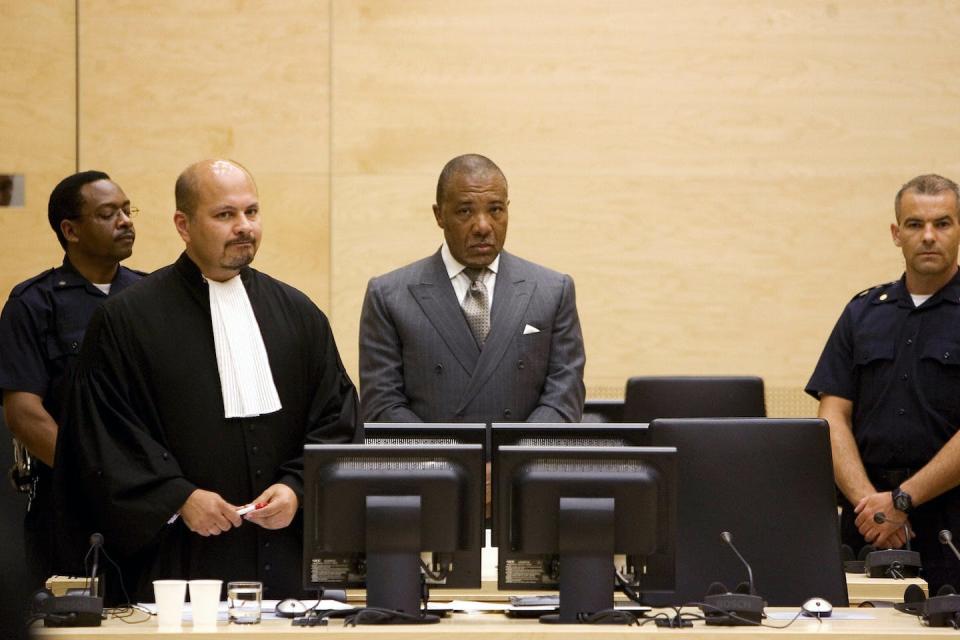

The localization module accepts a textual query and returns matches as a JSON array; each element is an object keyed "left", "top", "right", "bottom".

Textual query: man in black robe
[{"left": 54, "top": 159, "right": 359, "bottom": 602}]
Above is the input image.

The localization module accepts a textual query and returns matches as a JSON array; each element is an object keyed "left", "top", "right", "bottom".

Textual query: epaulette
[
  {"left": 852, "top": 281, "right": 896, "bottom": 301},
  {"left": 9, "top": 268, "right": 56, "bottom": 298}
]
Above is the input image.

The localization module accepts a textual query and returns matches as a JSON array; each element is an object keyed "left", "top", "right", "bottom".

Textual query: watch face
[{"left": 894, "top": 492, "right": 911, "bottom": 512}]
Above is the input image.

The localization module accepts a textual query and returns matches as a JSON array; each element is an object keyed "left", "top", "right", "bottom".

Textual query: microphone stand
[{"left": 701, "top": 531, "right": 765, "bottom": 626}]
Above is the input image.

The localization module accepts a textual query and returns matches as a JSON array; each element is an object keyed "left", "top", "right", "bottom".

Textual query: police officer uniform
[
  {"left": 806, "top": 271, "right": 960, "bottom": 592},
  {"left": 0, "top": 257, "right": 143, "bottom": 587}
]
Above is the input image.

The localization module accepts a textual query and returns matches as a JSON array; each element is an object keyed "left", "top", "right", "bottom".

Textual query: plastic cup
[
  {"left": 188, "top": 579, "right": 222, "bottom": 630},
  {"left": 152, "top": 579, "right": 187, "bottom": 630}
]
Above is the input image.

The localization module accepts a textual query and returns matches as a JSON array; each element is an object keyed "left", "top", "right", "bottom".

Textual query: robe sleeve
[
  {"left": 276, "top": 306, "right": 360, "bottom": 502},
  {"left": 54, "top": 307, "right": 197, "bottom": 559}
]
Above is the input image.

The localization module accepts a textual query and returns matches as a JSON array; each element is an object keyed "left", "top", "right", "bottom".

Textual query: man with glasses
[{"left": 0, "top": 170, "right": 144, "bottom": 590}]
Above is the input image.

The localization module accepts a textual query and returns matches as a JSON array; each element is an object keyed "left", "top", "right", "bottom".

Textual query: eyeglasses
[{"left": 85, "top": 206, "right": 139, "bottom": 223}]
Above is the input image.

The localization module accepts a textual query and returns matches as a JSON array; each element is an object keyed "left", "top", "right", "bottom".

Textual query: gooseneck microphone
[
  {"left": 89, "top": 533, "right": 104, "bottom": 597},
  {"left": 940, "top": 530, "right": 960, "bottom": 563},
  {"left": 720, "top": 531, "right": 755, "bottom": 596},
  {"left": 701, "top": 531, "right": 765, "bottom": 626}
]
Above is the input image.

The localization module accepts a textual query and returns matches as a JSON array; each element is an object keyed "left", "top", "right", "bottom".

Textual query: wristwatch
[{"left": 892, "top": 486, "right": 913, "bottom": 514}]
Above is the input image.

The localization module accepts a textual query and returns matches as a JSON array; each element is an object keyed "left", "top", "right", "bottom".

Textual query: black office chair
[
  {"left": 581, "top": 399, "right": 624, "bottom": 423},
  {"left": 622, "top": 375, "right": 766, "bottom": 423}
]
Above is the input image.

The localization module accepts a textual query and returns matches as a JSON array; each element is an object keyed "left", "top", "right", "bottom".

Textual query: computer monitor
[
  {"left": 302, "top": 444, "right": 484, "bottom": 617},
  {"left": 491, "top": 423, "right": 650, "bottom": 534},
  {"left": 494, "top": 445, "right": 677, "bottom": 623},
  {"left": 363, "top": 422, "right": 487, "bottom": 458},
  {"left": 648, "top": 418, "right": 848, "bottom": 607}
]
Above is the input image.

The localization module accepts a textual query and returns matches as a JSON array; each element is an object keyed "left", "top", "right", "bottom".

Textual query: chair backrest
[
  {"left": 623, "top": 375, "right": 765, "bottom": 423},
  {"left": 581, "top": 399, "right": 625, "bottom": 423}
]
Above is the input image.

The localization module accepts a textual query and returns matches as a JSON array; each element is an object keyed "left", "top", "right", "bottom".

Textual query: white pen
[{"left": 236, "top": 502, "right": 267, "bottom": 516}]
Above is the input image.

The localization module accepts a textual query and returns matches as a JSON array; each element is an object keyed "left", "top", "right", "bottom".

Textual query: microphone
[
  {"left": 940, "top": 530, "right": 960, "bottom": 563},
  {"left": 701, "top": 531, "right": 765, "bottom": 626},
  {"left": 720, "top": 531, "right": 755, "bottom": 596},
  {"left": 88, "top": 533, "right": 104, "bottom": 597}
]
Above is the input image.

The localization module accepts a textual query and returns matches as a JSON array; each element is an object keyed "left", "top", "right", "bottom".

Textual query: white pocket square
[{"left": 523, "top": 324, "right": 540, "bottom": 335}]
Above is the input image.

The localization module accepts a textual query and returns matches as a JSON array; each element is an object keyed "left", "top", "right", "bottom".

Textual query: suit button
[
  {"left": 517, "top": 360, "right": 525, "bottom": 369},
  {"left": 503, "top": 409, "right": 512, "bottom": 418},
  {"left": 897, "top": 408, "right": 905, "bottom": 416},
  {"left": 435, "top": 363, "right": 443, "bottom": 374},
  {"left": 255, "top": 469, "right": 262, "bottom": 477},
  {"left": 161, "top": 452, "right": 169, "bottom": 460},
  {"left": 264, "top": 563, "right": 271, "bottom": 572},
  {"left": 251, "top": 446, "right": 258, "bottom": 454},
  {"left": 71, "top": 341, "right": 79, "bottom": 351}
]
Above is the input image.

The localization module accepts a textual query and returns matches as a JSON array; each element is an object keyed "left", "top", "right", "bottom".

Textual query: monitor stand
[
  {"left": 541, "top": 497, "right": 616, "bottom": 624},
  {"left": 365, "top": 495, "right": 439, "bottom": 623}
]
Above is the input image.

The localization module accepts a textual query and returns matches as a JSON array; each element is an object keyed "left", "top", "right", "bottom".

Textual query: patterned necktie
[{"left": 462, "top": 268, "right": 490, "bottom": 347}]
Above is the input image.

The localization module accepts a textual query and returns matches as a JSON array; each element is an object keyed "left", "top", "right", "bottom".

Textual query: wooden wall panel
[
  {"left": 330, "top": 1, "right": 960, "bottom": 408},
  {"left": 0, "top": 1, "right": 76, "bottom": 300},
  {"left": 77, "top": 0, "right": 332, "bottom": 309}
]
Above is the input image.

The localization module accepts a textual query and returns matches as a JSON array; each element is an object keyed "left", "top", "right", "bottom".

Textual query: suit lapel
[
  {"left": 409, "top": 252, "right": 480, "bottom": 374},
  {"left": 456, "top": 252, "right": 535, "bottom": 412}
]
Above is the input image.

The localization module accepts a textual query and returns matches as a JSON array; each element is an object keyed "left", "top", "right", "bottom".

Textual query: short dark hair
[
  {"left": 436, "top": 154, "right": 507, "bottom": 205},
  {"left": 895, "top": 174, "right": 960, "bottom": 221},
  {"left": 48, "top": 170, "right": 111, "bottom": 249}
]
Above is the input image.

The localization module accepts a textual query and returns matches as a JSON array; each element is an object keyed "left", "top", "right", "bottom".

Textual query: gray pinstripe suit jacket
[{"left": 359, "top": 250, "right": 585, "bottom": 424}]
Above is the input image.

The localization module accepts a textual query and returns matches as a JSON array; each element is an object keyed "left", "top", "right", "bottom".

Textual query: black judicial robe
[{"left": 54, "top": 253, "right": 359, "bottom": 601}]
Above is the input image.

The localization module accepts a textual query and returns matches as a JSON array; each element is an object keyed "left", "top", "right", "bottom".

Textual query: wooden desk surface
[
  {"left": 31, "top": 607, "right": 957, "bottom": 639},
  {"left": 844, "top": 571, "right": 927, "bottom": 603},
  {"left": 49, "top": 572, "right": 929, "bottom": 606}
]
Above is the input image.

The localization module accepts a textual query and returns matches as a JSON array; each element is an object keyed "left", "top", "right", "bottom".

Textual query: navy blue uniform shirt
[
  {"left": 0, "top": 257, "right": 144, "bottom": 423},
  {"left": 806, "top": 270, "right": 960, "bottom": 469}
]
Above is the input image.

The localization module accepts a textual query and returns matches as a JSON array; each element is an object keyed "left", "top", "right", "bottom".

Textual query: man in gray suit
[{"left": 359, "top": 154, "right": 585, "bottom": 424}]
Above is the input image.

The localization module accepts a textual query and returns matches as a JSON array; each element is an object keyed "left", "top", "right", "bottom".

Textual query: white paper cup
[
  {"left": 153, "top": 580, "right": 187, "bottom": 630},
  {"left": 188, "top": 579, "right": 222, "bottom": 630}
]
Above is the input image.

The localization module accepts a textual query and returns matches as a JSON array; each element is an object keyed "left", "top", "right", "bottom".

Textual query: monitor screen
[
  {"left": 494, "top": 444, "right": 676, "bottom": 622},
  {"left": 302, "top": 444, "right": 484, "bottom": 614},
  {"left": 648, "top": 418, "right": 848, "bottom": 607}
]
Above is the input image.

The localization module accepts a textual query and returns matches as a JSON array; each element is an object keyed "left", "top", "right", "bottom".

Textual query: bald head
[
  {"left": 436, "top": 154, "right": 507, "bottom": 206},
  {"left": 173, "top": 159, "right": 261, "bottom": 281},
  {"left": 176, "top": 159, "right": 256, "bottom": 218}
]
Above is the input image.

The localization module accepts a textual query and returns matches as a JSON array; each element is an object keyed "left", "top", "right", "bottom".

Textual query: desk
[
  {"left": 31, "top": 607, "right": 959, "bottom": 639},
  {"left": 844, "top": 571, "right": 927, "bottom": 603},
  {"left": 50, "top": 572, "right": 928, "bottom": 606}
]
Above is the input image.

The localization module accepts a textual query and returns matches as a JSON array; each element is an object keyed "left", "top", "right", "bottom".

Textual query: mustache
[{"left": 227, "top": 235, "right": 256, "bottom": 246}]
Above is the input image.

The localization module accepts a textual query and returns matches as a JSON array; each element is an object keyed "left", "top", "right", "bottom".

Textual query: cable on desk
[{"left": 686, "top": 601, "right": 806, "bottom": 629}]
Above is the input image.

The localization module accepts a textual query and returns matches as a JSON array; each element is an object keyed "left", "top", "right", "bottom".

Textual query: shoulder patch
[
  {"left": 851, "top": 281, "right": 897, "bottom": 302},
  {"left": 9, "top": 268, "right": 56, "bottom": 298}
]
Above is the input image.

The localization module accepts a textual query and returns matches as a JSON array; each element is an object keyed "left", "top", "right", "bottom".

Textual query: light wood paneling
[
  {"left": 330, "top": 0, "right": 960, "bottom": 400},
  {"left": 0, "top": 1, "right": 76, "bottom": 298},
  {"left": 77, "top": 0, "right": 331, "bottom": 309}
]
